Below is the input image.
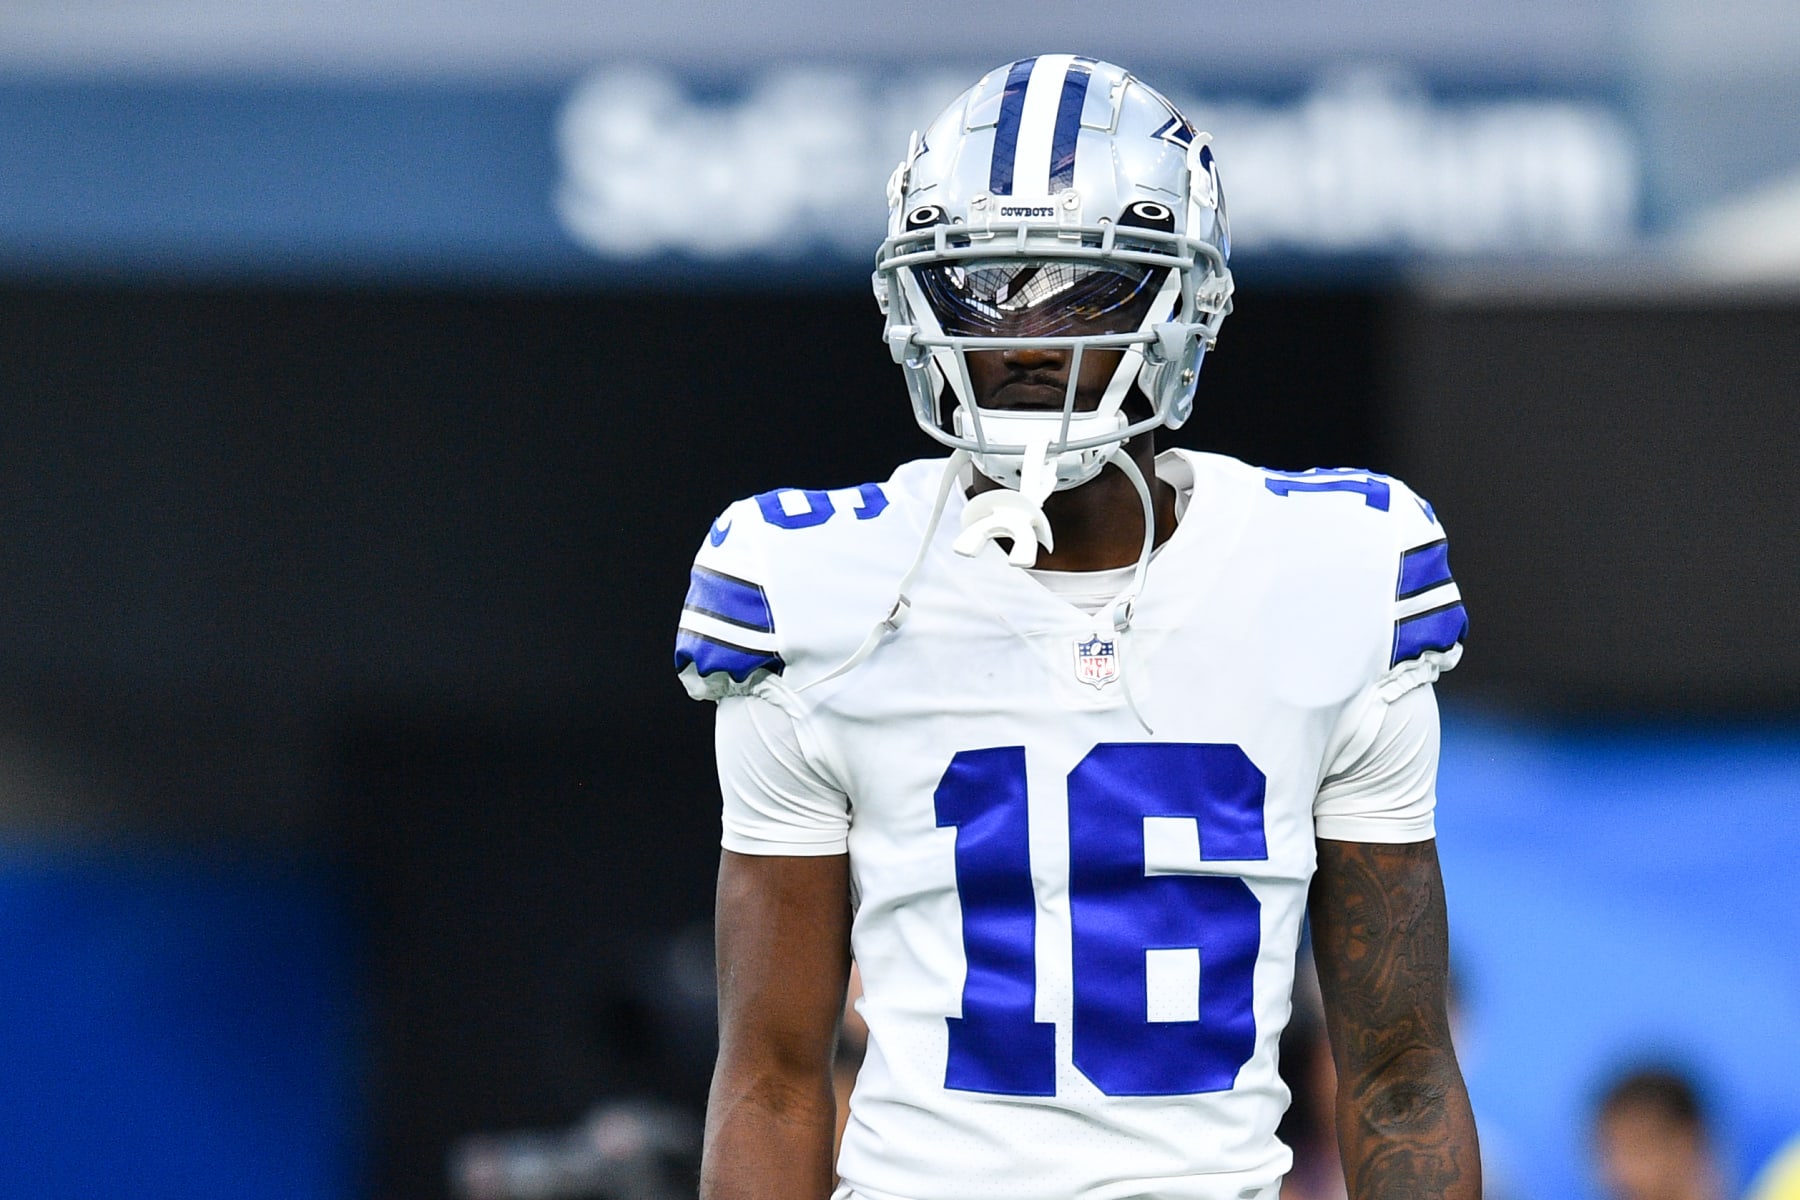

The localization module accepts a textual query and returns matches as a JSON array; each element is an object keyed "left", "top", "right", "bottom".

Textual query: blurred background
[{"left": 0, "top": 3, "right": 1795, "bottom": 1199}]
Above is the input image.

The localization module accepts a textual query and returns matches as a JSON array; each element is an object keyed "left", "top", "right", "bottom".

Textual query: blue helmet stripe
[
  {"left": 988, "top": 57, "right": 1037, "bottom": 196},
  {"left": 1048, "top": 58, "right": 1094, "bottom": 191}
]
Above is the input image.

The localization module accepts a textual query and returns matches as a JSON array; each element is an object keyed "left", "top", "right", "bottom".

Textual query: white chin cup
[
  {"left": 953, "top": 488, "right": 1055, "bottom": 566},
  {"left": 952, "top": 407, "right": 1126, "bottom": 492}
]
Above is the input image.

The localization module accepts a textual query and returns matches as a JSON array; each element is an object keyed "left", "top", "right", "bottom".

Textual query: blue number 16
[{"left": 934, "top": 743, "right": 1268, "bottom": 1097}]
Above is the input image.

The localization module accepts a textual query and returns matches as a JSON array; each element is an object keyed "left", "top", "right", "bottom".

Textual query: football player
[{"left": 678, "top": 56, "right": 1480, "bottom": 1200}]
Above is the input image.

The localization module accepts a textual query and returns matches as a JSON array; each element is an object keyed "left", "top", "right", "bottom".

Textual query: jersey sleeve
[
  {"left": 1311, "top": 477, "right": 1464, "bottom": 843},
  {"left": 1376, "top": 479, "right": 1468, "bottom": 702},
  {"left": 715, "top": 691, "right": 851, "bottom": 856},
  {"left": 675, "top": 498, "right": 786, "bottom": 702},
  {"left": 1313, "top": 682, "right": 1441, "bottom": 843}
]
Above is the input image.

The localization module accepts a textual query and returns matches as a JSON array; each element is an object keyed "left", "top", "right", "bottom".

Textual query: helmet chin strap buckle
[{"left": 952, "top": 430, "right": 1058, "bottom": 567}]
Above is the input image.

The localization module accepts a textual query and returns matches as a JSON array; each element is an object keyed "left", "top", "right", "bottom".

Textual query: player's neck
[{"left": 972, "top": 443, "right": 1179, "bottom": 572}]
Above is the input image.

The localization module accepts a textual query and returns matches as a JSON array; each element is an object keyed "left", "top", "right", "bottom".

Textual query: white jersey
[{"left": 677, "top": 449, "right": 1466, "bottom": 1200}]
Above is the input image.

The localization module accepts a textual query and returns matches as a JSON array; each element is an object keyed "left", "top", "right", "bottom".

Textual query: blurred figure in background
[
  {"left": 1275, "top": 1015, "right": 1344, "bottom": 1200},
  {"left": 1746, "top": 1131, "right": 1800, "bottom": 1200},
  {"left": 1275, "top": 948, "right": 1344, "bottom": 1200},
  {"left": 1591, "top": 1066, "right": 1727, "bottom": 1200}
]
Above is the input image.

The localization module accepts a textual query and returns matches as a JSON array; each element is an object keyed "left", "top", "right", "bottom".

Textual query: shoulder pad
[
  {"left": 673, "top": 470, "right": 922, "bottom": 702},
  {"left": 675, "top": 495, "right": 783, "bottom": 701},
  {"left": 1240, "top": 461, "right": 1467, "bottom": 696}
]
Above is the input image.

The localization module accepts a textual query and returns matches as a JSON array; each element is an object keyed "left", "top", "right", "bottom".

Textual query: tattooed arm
[{"left": 1309, "top": 838, "right": 1481, "bottom": 1200}]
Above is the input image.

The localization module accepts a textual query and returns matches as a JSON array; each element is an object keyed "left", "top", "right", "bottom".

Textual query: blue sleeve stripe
[
  {"left": 1391, "top": 601, "right": 1469, "bottom": 667},
  {"left": 674, "top": 630, "right": 784, "bottom": 682},
  {"left": 1396, "top": 538, "right": 1453, "bottom": 599},
  {"left": 682, "top": 565, "right": 775, "bottom": 633}
]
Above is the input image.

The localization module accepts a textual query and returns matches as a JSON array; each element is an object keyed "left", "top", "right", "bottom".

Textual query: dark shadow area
[{"left": 0, "top": 278, "right": 1382, "bottom": 1199}]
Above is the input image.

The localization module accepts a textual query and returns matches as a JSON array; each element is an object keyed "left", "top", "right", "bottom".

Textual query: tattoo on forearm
[{"left": 1311, "top": 839, "right": 1480, "bottom": 1200}]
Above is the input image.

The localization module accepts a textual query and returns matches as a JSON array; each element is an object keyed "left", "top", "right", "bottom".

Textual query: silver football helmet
[{"left": 874, "top": 55, "right": 1234, "bottom": 491}]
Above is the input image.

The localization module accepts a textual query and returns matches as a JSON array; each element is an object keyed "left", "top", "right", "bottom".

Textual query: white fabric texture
[
  {"left": 717, "top": 688, "right": 850, "bottom": 855},
  {"left": 1313, "top": 682, "right": 1441, "bottom": 843},
  {"left": 681, "top": 449, "right": 1465, "bottom": 1200},
  {"left": 718, "top": 667, "right": 1444, "bottom": 854}
]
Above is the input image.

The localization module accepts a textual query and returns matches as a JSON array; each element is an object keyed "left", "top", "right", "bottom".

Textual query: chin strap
[
  {"left": 801, "top": 443, "right": 1162, "bottom": 739},
  {"left": 951, "top": 427, "right": 1058, "bottom": 566},
  {"left": 798, "top": 450, "right": 972, "bottom": 694},
  {"left": 1099, "top": 446, "right": 1158, "bottom": 735}
]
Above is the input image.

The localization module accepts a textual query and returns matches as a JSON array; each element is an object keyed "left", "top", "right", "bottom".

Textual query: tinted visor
[{"left": 916, "top": 258, "right": 1168, "bottom": 338}]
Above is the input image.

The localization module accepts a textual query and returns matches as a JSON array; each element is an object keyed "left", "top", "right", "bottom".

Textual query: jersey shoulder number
[
  {"left": 1255, "top": 463, "right": 1468, "bottom": 684},
  {"left": 674, "top": 479, "right": 898, "bottom": 701}
]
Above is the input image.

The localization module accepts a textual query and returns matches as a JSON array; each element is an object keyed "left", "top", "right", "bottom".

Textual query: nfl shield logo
[{"left": 1074, "top": 635, "right": 1119, "bottom": 690}]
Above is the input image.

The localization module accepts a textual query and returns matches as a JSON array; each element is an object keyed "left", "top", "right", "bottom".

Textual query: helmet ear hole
[
  {"left": 905, "top": 204, "right": 947, "bottom": 229},
  {"left": 1119, "top": 200, "right": 1176, "bottom": 232}
]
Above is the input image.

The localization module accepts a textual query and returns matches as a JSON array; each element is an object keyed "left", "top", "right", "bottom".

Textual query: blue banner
[{"left": 0, "top": 68, "right": 1644, "bottom": 283}]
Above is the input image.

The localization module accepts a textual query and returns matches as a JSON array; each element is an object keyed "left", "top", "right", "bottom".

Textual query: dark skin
[
  {"left": 702, "top": 340, "right": 1480, "bottom": 1199},
  {"left": 1310, "top": 838, "right": 1482, "bottom": 1199},
  {"left": 963, "top": 342, "right": 1180, "bottom": 570},
  {"left": 703, "top": 851, "right": 850, "bottom": 1200}
]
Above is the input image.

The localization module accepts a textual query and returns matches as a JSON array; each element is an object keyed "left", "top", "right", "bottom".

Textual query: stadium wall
[{"left": 0, "top": 278, "right": 1792, "bottom": 1199}]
